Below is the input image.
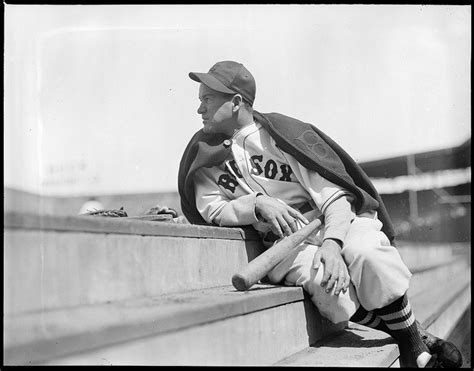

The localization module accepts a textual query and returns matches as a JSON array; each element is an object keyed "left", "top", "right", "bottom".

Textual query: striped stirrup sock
[
  {"left": 374, "top": 294, "right": 429, "bottom": 361},
  {"left": 350, "top": 305, "right": 391, "bottom": 333}
]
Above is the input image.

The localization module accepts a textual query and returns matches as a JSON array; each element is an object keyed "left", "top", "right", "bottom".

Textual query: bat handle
[{"left": 232, "top": 272, "right": 254, "bottom": 292}]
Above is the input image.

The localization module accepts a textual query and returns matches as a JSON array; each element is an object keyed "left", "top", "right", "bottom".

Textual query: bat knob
[{"left": 232, "top": 273, "right": 251, "bottom": 291}]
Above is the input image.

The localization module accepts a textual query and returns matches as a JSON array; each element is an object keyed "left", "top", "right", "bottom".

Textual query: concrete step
[
  {"left": 3, "top": 284, "right": 345, "bottom": 365},
  {"left": 411, "top": 267, "right": 471, "bottom": 338},
  {"left": 4, "top": 212, "right": 265, "bottom": 315},
  {"left": 407, "top": 255, "right": 470, "bottom": 298},
  {"left": 276, "top": 252, "right": 471, "bottom": 367},
  {"left": 275, "top": 323, "right": 398, "bottom": 367},
  {"left": 5, "top": 212, "right": 465, "bottom": 316},
  {"left": 4, "top": 212, "right": 469, "bottom": 367},
  {"left": 396, "top": 242, "right": 469, "bottom": 269}
]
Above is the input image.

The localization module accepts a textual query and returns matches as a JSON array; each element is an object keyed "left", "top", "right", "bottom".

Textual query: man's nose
[{"left": 197, "top": 103, "right": 206, "bottom": 114}]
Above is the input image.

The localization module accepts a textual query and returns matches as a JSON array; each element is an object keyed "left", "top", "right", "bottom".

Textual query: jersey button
[{"left": 223, "top": 139, "right": 232, "bottom": 148}]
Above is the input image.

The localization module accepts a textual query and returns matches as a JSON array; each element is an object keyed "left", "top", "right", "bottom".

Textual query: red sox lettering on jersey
[{"left": 218, "top": 157, "right": 294, "bottom": 193}]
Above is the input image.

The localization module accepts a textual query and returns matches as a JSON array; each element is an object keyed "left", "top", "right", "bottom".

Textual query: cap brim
[{"left": 189, "top": 72, "right": 236, "bottom": 95}]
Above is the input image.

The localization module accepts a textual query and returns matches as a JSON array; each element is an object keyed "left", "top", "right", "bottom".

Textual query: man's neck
[
  {"left": 235, "top": 109, "right": 254, "bottom": 129},
  {"left": 232, "top": 119, "right": 256, "bottom": 137}
]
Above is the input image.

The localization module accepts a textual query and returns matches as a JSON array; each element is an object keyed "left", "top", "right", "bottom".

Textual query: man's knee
[
  {"left": 342, "top": 231, "right": 380, "bottom": 263},
  {"left": 308, "top": 282, "right": 359, "bottom": 324}
]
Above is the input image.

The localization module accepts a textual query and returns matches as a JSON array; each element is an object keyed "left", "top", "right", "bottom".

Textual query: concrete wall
[{"left": 4, "top": 212, "right": 264, "bottom": 315}]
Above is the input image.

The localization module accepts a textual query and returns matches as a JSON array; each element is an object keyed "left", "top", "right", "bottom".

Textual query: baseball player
[{"left": 178, "top": 61, "right": 462, "bottom": 368}]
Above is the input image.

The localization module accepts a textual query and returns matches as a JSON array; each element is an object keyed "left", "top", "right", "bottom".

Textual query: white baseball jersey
[{"left": 194, "top": 121, "right": 374, "bottom": 243}]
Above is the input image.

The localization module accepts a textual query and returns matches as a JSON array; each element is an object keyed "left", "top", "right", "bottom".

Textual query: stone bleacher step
[
  {"left": 4, "top": 213, "right": 265, "bottom": 316},
  {"left": 407, "top": 255, "right": 470, "bottom": 298},
  {"left": 5, "top": 247, "right": 468, "bottom": 366},
  {"left": 3, "top": 284, "right": 344, "bottom": 365},
  {"left": 396, "top": 243, "right": 463, "bottom": 268},
  {"left": 410, "top": 263, "right": 471, "bottom": 336},
  {"left": 4, "top": 212, "right": 469, "bottom": 366},
  {"left": 277, "top": 255, "right": 471, "bottom": 367},
  {"left": 275, "top": 323, "right": 399, "bottom": 367}
]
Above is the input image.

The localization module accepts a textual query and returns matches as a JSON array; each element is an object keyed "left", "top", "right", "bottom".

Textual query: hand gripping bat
[{"left": 232, "top": 216, "right": 324, "bottom": 291}]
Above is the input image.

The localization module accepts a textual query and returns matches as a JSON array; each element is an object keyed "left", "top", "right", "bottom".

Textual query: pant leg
[
  {"left": 266, "top": 243, "right": 359, "bottom": 324},
  {"left": 341, "top": 216, "right": 412, "bottom": 311}
]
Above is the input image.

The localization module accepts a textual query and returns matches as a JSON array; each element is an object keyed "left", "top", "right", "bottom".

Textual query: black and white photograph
[{"left": 4, "top": 4, "right": 471, "bottom": 367}]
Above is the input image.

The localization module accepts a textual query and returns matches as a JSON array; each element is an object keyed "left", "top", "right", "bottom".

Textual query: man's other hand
[
  {"left": 313, "top": 239, "right": 350, "bottom": 295},
  {"left": 255, "top": 194, "right": 309, "bottom": 237}
]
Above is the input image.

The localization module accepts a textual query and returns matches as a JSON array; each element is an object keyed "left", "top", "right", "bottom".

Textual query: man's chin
[{"left": 202, "top": 124, "right": 214, "bottom": 134}]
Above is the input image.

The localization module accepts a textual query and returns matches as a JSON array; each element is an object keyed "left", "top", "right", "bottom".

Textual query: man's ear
[{"left": 232, "top": 94, "right": 243, "bottom": 112}]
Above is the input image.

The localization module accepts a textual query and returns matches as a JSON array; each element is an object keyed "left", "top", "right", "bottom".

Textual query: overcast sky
[{"left": 4, "top": 4, "right": 471, "bottom": 196}]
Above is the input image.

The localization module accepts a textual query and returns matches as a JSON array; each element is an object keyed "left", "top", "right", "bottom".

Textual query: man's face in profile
[{"left": 197, "top": 84, "right": 235, "bottom": 136}]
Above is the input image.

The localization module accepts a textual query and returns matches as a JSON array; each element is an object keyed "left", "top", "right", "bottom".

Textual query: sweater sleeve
[
  {"left": 193, "top": 167, "right": 261, "bottom": 226},
  {"left": 281, "top": 150, "right": 356, "bottom": 243},
  {"left": 322, "top": 196, "right": 356, "bottom": 242}
]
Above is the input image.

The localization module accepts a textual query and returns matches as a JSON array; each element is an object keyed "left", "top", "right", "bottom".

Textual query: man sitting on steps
[{"left": 178, "top": 60, "right": 463, "bottom": 368}]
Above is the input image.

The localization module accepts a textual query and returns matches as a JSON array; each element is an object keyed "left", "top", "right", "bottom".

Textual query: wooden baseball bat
[{"left": 232, "top": 216, "right": 324, "bottom": 291}]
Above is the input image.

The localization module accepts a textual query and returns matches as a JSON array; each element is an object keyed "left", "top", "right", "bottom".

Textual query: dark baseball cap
[{"left": 189, "top": 61, "right": 256, "bottom": 106}]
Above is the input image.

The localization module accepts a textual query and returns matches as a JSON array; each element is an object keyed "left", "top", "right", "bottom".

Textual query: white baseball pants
[{"left": 265, "top": 215, "right": 413, "bottom": 324}]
